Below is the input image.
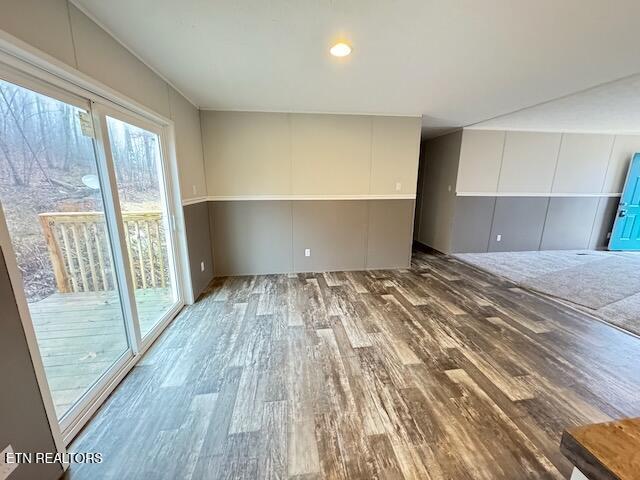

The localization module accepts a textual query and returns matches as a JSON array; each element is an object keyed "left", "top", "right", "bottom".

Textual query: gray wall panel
[
  {"left": 292, "top": 201, "right": 368, "bottom": 272},
  {"left": 183, "top": 202, "right": 214, "bottom": 298},
  {"left": 0, "top": 248, "right": 63, "bottom": 480},
  {"left": 451, "top": 196, "right": 496, "bottom": 253},
  {"left": 540, "top": 197, "right": 599, "bottom": 250},
  {"left": 451, "top": 195, "right": 622, "bottom": 253},
  {"left": 367, "top": 200, "right": 414, "bottom": 269},
  {"left": 589, "top": 197, "right": 620, "bottom": 249},
  {"left": 209, "top": 199, "right": 414, "bottom": 276},
  {"left": 417, "top": 131, "right": 463, "bottom": 253},
  {"left": 413, "top": 148, "right": 426, "bottom": 240},
  {"left": 489, "top": 197, "right": 549, "bottom": 252},
  {"left": 210, "top": 201, "right": 293, "bottom": 276}
]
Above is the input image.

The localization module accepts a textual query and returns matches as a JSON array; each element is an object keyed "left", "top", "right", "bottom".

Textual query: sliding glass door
[
  {"left": 103, "top": 111, "right": 179, "bottom": 340},
  {"left": 0, "top": 68, "right": 183, "bottom": 438},
  {"left": 0, "top": 78, "right": 133, "bottom": 424}
]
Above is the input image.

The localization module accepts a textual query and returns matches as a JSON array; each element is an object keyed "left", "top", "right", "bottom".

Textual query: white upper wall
[
  {"left": 0, "top": 0, "right": 206, "bottom": 201},
  {"left": 168, "top": 88, "right": 207, "bottom": 200},
  {"left": 201, "top": 111, "right": 421, "bottom": 198},
  {"left": 456, "top": 129, "right": 640, "bottom": 196},
  {"left": 497, "top": 132, "right": 562, "bottom": 194}
]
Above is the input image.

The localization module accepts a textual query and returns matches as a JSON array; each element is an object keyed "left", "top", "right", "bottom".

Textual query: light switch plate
[
  {"left": 395, "top": 182, "right": 402, "bottom": 191},
  {"left": 0, "top": 445, "right": 18, "bottom": 480},
  {"left": 304, "top": 248, "right": 311, "bottom": 257},
  {"left": 496, "top": 234, "right": 502, "bottom": 242},
  {"left": 200, "top": 261, "right": 205, "bottom": 272}
]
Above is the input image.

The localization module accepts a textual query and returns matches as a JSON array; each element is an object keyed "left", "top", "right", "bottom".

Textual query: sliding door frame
[
  {"left": 93, "top": 102, "right": 186, "bottom": 349},
  {"left": 0, "top": 30, "right": 192, "bottom": 461}
]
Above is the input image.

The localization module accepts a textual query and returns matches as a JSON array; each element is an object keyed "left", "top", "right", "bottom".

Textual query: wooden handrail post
[
  {"left": 38, "top": 211, "right": 166, "bottom": 294},
  {"left": 39, "top": 214, "right": 71, "bottom": 293}
]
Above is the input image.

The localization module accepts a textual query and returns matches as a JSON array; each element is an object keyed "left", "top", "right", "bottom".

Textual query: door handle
[{"left": 619, "top": 209, "right": 627, "bottom": 218}]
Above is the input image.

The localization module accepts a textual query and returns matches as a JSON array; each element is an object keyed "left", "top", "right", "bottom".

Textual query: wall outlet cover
[
  {"left": 0, "top": 445, "right": 18, "bottom": 480},
  {"left": 200, "top": 261, "right": 205, "bottom": 272},
  {"left": 496, "top": 234, "right": 502, "bottom": 242},
  {"left": 304, "top": 248, "right": 311, "bottom": 257},
  {"left": 395, "top": 182, "right": 402, "bottom": 191},
  {"left": 192, "top": 185, "right": 197, "bottom": 195}
]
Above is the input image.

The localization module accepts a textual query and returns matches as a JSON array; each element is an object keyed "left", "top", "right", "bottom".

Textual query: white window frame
[{"left": 0, "top": 29, "right": 194, "bottom": 465}]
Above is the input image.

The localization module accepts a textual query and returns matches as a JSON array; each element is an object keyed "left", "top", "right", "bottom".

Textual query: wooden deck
[{"left": 29, "top": 288, "right": 174, "bottom": 417}]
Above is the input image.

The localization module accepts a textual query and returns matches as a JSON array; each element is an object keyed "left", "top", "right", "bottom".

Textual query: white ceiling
[
  {"left": 73, "top": 0, "right": 640, "bottom": 135},
  {"left": 469, "top": 73, "right": 640, "bottom": 134}
]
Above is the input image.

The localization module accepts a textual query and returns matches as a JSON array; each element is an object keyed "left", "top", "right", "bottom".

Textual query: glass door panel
[
  {"left": 0, "top": 78, "right": 132, "bottom": 421},
  {"left": 105, "top": 115, "right": 178, "bottom": 339}
]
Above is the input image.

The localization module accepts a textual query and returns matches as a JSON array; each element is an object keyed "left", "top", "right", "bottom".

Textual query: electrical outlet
[
  {"left": 192, "top": 185, "right": 197, "bottom": 195},
  {"left": 496, "top": 234, "right": 502, "bottom": 242},
  {"left": 1, "top": 445, "right": 18, "bottom": 480},
  {"left": 200, "top": 261, "right": 205, "bottom": 272},
  {"left": 304, "top": 248, "right": 311, "bottom": 257},
  {"left": 447, "top": 185, "right": 452, "bottom": 192},
  {"left": 395, "top": 182, "right": 402, "bottom": 191}
]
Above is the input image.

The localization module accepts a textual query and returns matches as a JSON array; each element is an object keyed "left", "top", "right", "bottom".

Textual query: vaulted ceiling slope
[
  {"left": 471, "top": 73, "right": 640, "bottom": 134},
  {"left": 73, "top": 0, "right": 640, "bottom": 135}
]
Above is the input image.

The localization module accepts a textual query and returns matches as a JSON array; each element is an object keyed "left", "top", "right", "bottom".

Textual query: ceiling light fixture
[{"left": 330, "top": 42, "right": 352, "bottom": 57}]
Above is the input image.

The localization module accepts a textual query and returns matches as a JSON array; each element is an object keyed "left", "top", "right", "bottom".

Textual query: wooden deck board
[{"left": 29, "top": 288, "right": 174, "bottom": 417}]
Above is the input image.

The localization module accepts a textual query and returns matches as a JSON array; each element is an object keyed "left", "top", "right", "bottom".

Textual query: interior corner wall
[
  {"left": 200, "top": 111, "right": 421, "bottom": 275},
  {"left": 451, "top": 128, "right": 640, "bottom": 253},
  {"left": 0, "top": 247, "right": 62, "bottom": 480},
  {"left": 0, "top": 0, "right": 214, "bottom": 298},
  {"left": 414, "top": 130, "right": 463, "bottom": 254}
]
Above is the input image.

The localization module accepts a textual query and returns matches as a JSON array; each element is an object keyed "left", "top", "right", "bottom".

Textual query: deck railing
[{"left": 39, "top": 211, "right": 168, "bottom": 293}]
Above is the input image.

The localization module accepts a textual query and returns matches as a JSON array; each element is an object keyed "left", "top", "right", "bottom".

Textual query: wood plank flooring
[
  {"left": 64, "top": 250, "right": 640, "bottom": 479},
  {"left": 30, "top": 288, "right": 173, "bottom": 416}
]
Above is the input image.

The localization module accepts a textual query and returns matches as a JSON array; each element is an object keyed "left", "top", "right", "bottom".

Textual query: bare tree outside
[
  {"left": 0, "top": 79, "right": 168, "bottom": 302},
  {"left": 0, "top": 77, "right": 177, "bottom": 418}
]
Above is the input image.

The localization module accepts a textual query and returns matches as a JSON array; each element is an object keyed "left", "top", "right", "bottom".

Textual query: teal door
[{"left": 609, "top": 153, "right": 640, "bottom": 250}]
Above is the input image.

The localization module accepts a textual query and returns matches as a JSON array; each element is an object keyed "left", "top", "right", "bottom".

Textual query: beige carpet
[{"left": 455, "top": 250, "right": 640, "bottom": 337}]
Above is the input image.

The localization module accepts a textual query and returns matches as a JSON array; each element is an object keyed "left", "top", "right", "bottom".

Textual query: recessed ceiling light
[{"left": 330, "top": 42, "right": 352, "bottom": 57}]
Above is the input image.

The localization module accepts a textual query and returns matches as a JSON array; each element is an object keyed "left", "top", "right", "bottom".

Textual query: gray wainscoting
[
  {"left": 292, "top": 201, "right": 368, "bottom": 272},
  {"left": 183, "top": 202, "right": 214, "bottom": 297},
  {"left": 451, "top": 196, "right": 496, "bottom": 253},
  {"left": 208, "top": 199, "right": 415, "bottom": 276},
  {"left": 450, "top": 195, "right": 620, "bottom": 253},
  {"left": 489, "top": 197, "right": 549, "bottom": 252},
  {"left": 589, "top": 197, "right": 620, "bottom": 250},
  {"left": 540, "top": 197, "right": 599, "bottom": 250},
  {"left": 367, "top": 200, "right": 416, "bottom": 269},
  {"left": 209, "top": 200, "right": 294, "bottom": 276}
]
